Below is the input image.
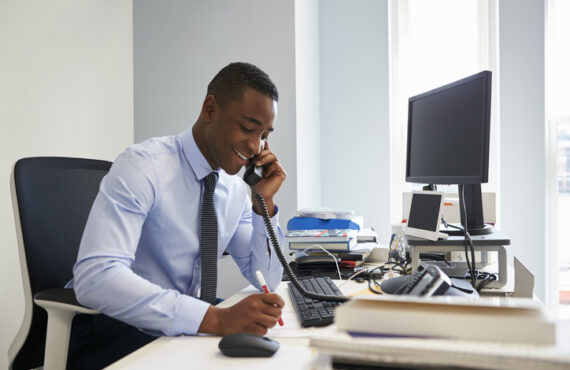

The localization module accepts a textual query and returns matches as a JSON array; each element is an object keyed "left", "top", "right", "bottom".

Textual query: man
[{"left": 67, "top": 62, "right": 286, "bottom": 368}]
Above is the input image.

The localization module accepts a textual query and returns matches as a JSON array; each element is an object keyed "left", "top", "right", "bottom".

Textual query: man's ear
[{"left": 201, "top": 95, "right": 218, "bottom": 121}]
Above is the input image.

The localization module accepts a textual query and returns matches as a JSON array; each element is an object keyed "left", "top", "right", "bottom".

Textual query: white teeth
[{"left": 233, "top": 148, "right": 248, "bottom": 161}]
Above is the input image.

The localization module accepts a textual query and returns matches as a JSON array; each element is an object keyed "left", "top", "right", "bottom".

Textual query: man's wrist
[
  {"left": 253, "top": 197, "right": 275, "bottom": 217},
  {"left": 198, "top": 305, "right": 225, "bottom": 335}
]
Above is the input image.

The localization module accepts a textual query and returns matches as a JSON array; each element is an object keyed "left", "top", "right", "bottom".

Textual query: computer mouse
[{"left": 218, "top": 333, "right": 280, "bottom": 357}]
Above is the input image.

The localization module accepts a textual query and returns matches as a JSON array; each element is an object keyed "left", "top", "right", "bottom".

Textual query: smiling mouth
[{"left": 232, "top": 147, "right": 249, "bottom": 161}]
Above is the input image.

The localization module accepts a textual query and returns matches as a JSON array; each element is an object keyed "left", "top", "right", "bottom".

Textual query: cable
[
  {"left": 475, "top": 272, "right": 497, "bottom": 291},
  {"left": 297, "top": 245, "right": 343, "bottom": 280},
  {"left": 459, "top": 184, "right": 477, "bottom": 288},
  {"left": 253, "top": 192, "right": 350, "bottom": 302},
  {"left": 367, "top": 277, "right": 383, "bottom": 294},
  {"left": 338, "top": 262, "right": 383, "bottom": 288}
]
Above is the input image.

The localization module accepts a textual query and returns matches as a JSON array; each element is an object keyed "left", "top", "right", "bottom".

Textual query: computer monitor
[{"left": 405, "top": 70, "right": 493, "bottom": 235}]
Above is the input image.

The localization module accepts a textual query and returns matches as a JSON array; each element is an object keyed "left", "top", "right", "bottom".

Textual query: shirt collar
[{"left": 179, "top": 128, "right": 221, "bottom": 181}]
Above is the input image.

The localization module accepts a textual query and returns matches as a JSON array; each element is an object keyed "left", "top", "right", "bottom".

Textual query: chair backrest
[{"left": 9, "top": 157, "right": 112, "bottom": 370}]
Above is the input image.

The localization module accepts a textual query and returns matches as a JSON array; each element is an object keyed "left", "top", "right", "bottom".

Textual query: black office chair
[{"left": 8, "top": 157, "right": 112, "bottom": 370}]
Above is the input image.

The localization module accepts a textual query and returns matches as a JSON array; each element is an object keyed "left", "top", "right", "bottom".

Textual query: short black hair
[{"left": 207, "top": 62, "right": 279, "bottom": 106}]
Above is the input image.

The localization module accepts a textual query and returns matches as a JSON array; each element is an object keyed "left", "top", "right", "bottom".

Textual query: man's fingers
[
  {"left": 260, "top": 293, "right": 285, "bottom": 308},
  {"left": 255, "top": 151, "right": 277, "bottom": 167},
  {"left": 260, "top": 305, "right": 283, "bottom": 319},
  {"left": 255, "top": 312, "right": 280, "bottom": 329}
]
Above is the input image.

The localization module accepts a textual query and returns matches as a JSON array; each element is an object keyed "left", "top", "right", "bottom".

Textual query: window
[
  {"left": 390, "top": 0, "right": 497, "bottom": 221},
  {"left": 547, "top": 0, "right": 570, "bottom": 318}
]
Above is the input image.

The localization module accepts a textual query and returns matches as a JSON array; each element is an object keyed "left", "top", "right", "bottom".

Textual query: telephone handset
[{"left": 243, "top": 161, "right": 263, "bottom": 186}]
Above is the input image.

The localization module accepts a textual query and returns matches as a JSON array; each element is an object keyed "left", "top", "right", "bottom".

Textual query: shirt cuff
[
  {"left": 168, "top": 295, "right": 211, "bottom": 336},
  {"left": 252, "top": 205, "right": 279, "bottom": 237}
]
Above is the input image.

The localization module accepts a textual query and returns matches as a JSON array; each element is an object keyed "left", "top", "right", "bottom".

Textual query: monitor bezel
[{"left": 405, "top": 70, "right": 492, "bottom": 185}]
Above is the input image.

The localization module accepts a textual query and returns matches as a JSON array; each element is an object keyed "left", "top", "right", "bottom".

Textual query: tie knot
[{"left": 203, "top": 172, "right": 218, "bottom": 192}]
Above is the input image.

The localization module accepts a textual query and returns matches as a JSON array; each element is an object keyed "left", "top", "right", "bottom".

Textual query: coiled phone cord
[{"left": 253, "top": 192, "right": 350, "bottom": 302}]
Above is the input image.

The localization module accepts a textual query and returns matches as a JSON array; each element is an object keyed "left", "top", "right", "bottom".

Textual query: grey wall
[
  {"left": 499, "top": 0, "right": 547, "bottom": 300},
  {"left": 319, "top": 0, "right": 392, "bottom": 243},
  {"left": 133, "top": 0, "right": 297, "bottom": 296},
  {"left": 0, "top": 1, "right": 134, "bottom": 368}
]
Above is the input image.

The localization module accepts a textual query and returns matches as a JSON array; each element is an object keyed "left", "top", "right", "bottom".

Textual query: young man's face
[{"left": 204, "top": 88, "right": 277, "bottom": 175}]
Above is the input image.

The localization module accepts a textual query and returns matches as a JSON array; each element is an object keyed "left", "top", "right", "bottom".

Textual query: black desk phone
[
  {"left": 380, "top": 263, "right": 479, "bottom": 297},
  {"left": 243, "top": 162, "right": 263, "bottom": 186},
  {"left": 400, "top": 264, "right": 451, "bottom": 296}
]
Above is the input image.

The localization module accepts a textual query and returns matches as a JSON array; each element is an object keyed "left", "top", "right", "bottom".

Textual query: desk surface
[
  {"left": 106, "top": 280, "right": 367, "bottom": 370},
  {"left": 107, "top": 280, "right": 570, "bottom": 370}
]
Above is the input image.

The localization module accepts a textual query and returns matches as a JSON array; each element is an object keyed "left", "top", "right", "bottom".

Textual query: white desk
[{"left": 107, "top": 280, "right": 570, "bottom": 370}]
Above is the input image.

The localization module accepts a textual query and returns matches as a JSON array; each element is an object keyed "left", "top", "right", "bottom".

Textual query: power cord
[
  {"left": 459, "top": 184, "right": 477, "bottom": 289},
  {"left": 253, "top": 192, "right": 350, "bottom": 302}
]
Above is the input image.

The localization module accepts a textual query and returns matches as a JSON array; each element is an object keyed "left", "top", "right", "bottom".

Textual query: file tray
[{"left": 407, "top": 231, "right": 510, "bottom": 289}]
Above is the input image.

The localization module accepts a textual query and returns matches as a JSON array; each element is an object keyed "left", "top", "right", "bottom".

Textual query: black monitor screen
[
  {"left": 406, "top": 71, "right": 491, "bottom": 185},
  {"left": 408, "top": 193, "right": 442, "bottom": 231}
]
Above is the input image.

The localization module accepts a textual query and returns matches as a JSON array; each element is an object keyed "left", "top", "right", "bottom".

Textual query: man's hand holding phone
[{"left": 246, "top": 141, "right": 286, "bottom": 217}]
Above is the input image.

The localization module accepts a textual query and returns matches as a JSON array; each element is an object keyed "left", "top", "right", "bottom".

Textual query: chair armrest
[
  {"left": 34, "top": 288, "right": 99, "bottom": 315},
  {"left": 33, "top": 288, "right": 98, "bottom": 370}
]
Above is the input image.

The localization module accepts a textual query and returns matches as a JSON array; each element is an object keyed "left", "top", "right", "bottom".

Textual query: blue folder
[{"left": 287, "top": 216, "right": 361, "bottom": 231}]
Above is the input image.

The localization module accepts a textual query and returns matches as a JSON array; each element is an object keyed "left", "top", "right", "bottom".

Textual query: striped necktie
[{"left": 200, "top": 172, "right": 218, "bottom": 304}]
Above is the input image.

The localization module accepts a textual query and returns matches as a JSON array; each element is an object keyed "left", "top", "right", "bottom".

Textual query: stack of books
[
  {"left": 286, "top": 208, "right": 377, "bottom": 268},
  {"left": 307, "top": 295, "right": 567, "bottom": 369},
  {"left": 333, "top": 295, "right": 556, "bottom": 344}
]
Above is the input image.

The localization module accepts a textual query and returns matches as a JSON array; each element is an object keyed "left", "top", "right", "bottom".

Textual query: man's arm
[
  {"left": 226, "top": 141, "right": 287, "bottom": 291},
  {"left": 72, "top": 152, "right": 211, "bottom": 336},
  {"left": 226, "top": 200, "right": 285, "bottom": 291}
]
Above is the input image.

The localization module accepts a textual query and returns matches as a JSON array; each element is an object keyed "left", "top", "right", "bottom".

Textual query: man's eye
[{"left": 240, "top": 124, "right": 254, "bottom": 133}]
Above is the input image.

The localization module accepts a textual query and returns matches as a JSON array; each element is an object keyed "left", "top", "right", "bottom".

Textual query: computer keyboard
[{"left": 287, "top": 277, "right": 345, "bottom": 327}]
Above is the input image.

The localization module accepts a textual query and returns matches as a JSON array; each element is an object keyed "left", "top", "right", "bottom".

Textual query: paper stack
[{"left": 286, "top": 208, "right": 377, "bottom": 268}]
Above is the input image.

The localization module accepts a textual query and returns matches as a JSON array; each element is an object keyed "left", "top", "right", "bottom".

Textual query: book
[
  {"left": 356, "top": 228, "right": 378, "bottom": 243},
  {"left": 334, "top": 295, "right": 556, "bottom": 345},
  {"left": 310, "top": 333, "right": 570, "bottom": 370},
  {"left": 287, "top": 216, "right": 363, "bottom": 231},
  {"left": 294, "top": 248, "right": 373, "bottom": 261},
  {"left": 340, "top": 260, "right": 365, "bottom": 268},
  {"left": 285, "top": 229, "right": 358, "bottom": 242},
  {"left": 287, "top": 239, "right": 357, "bottom": 252},
  {"left": 286, "top": 229, "right": 358, "bottom": 252},
  {"left": 296, "top": 207, "right": 355, "bottom": 220}
]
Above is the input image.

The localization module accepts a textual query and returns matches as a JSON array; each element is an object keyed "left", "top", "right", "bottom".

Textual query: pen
[{"left": 255, "top": 270, "right": 284, "bottom": 326}]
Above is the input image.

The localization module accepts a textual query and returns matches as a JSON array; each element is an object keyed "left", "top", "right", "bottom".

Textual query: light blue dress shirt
[{"left": 67, "top": 128, "right": 284, "bottom": 336}]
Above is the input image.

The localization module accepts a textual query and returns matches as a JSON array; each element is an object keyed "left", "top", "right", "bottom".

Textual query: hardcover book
[
  {"left": 335, "top": 295, "right": 555, "bottom": 345},
  {"left": 286, "top": 229, "right": 358, "bottom": 252}
]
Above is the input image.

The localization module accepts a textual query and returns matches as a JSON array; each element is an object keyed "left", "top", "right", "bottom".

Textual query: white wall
[
  {"left": 319, "top": 0, "right": 392, "bottom": 243},
  {"left": 0, "top": 1, "right": 134, "bottom": 367},
  {"left": 133, "top": 0, "right": 297, "bottom": 297},
  {"left": 499, "top": 0, "right": 547, "bottom": 301},
  {"left": 295, "top": 0, "right": 322, "bottom": 209}
]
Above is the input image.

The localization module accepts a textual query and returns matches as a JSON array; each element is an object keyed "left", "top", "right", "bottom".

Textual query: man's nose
[{"left": 247, "top": 137, "right": 265, "bottom": 156}]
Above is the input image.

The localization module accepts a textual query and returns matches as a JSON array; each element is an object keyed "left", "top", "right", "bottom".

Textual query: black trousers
[{"left": 67, "top": 314, "right": 157, "bottom": 370}]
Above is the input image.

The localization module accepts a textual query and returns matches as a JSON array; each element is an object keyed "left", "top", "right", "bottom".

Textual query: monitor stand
[
  {"left": 440, "top": 223, "right": 494, "bottom": 236},
  {"left": 439, "top": 184, "right": 494, "bottom": 236}
]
